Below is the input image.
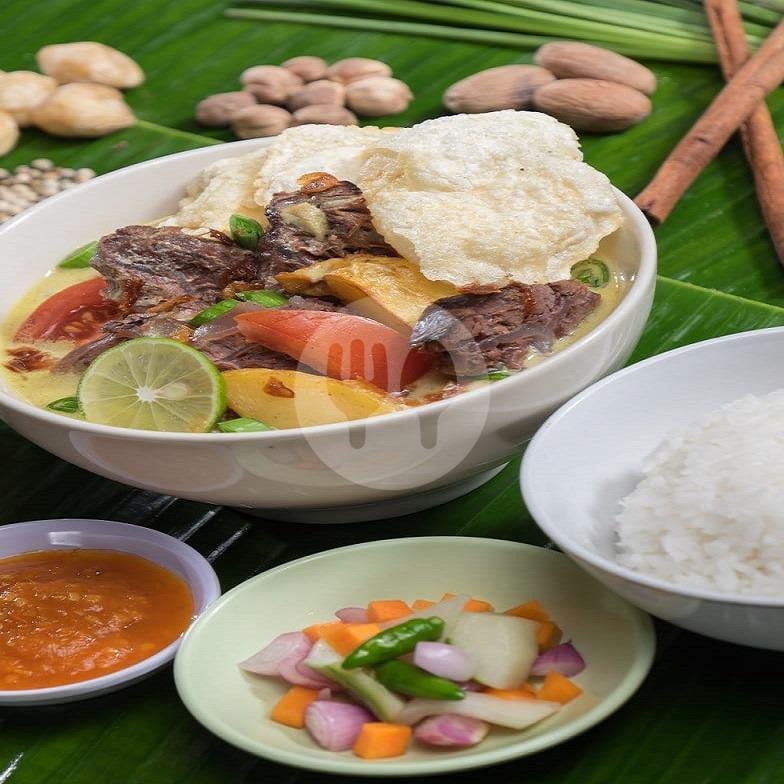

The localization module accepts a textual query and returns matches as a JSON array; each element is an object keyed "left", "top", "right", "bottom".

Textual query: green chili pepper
[
  {"left": 189, "top": 299, "right": 238, "bottom": 327},
  {"left": 229, "top": 213, "right": 264, "bottom": 250},
  {"left": 374, "top": 660, "right": 465, "bottom": 701},
  {"left": 58, "top": 240, "right": 98, "bottom": 269},
  {"left": 46, "top": 396, "right": 80, "bottom": 413},
  {"left": 571, "top": 258, "right": 610, "bottom": 288},
  {"left": 217, "top": 417, "right": 274, "bottom": 433},
  {"left": 342, "top": 617, "right": 444, "bottom": 670},
  {"left": 234, "top": 289, "right": 288, "bottom": 307},
  {"left": 477, "top": 369, "right": 512, "bottom": 382}
]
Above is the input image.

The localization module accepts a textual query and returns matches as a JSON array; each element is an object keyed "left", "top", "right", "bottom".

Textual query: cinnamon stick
[
  {"left": 705, "top": 0, "right": 784, "bottom": 265},
  {"left": 634, "top": 19, "right": 784, "bottom": 226}
]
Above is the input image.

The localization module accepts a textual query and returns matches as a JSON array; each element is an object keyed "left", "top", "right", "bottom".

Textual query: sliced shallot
[
  {"left": 530, "top": 642, "right": 586, "bottom": 678},
  {"left": 335, "top": 606, "right": 369, "bottom": 624},
  {"left": 238, "top": 631, "right": 308, "bottom": 676},
  {"left": 414, "top": 715, "right": 489, "bottom": 747},
  {"left": 413, "top": 642, "right": 475, "bottom": 682},
  {"left": 304, "top": 700, "right": 374, "bottom": 751}
]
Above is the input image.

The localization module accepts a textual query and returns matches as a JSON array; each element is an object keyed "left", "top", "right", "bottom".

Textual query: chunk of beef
[
  {"left": 410, "top": 279, "right": 600, "bottom": 377},
  {"left": 93, "top": 225, "right": 261, "bottom": 319},
  {"left": 260, "top": 176, "right": 395, "bottom": 284},
  {"left": 55, "top": 314, "right": 191, "bottom": 373}
]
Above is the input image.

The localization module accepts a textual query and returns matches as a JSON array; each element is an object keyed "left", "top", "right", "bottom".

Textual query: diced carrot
[
  {"left": 367, "top": 600, "right": 411, "bottom": 623},
  {"left": 321, "top": 622, "right": 381, "bottom": 656},
  {"left": 303, "top": 620, "right": 343, "bottom": 642},
  {"left": 537, "top": 672, "right": 583, "bottom": 704},
  {"left": 270, "top": 686, "right": 320, "bottom": 728},
  {"left": 353, "top": 723, "right": 412, "bottom": 759},
  {"left": 412, "top": 599, "right": 435, "bottom": 610},
  {"left": 440, "top": 593, "right": 494, "bottom": 612},
  {"left": 536, "top": 621, "right": 563, "bottom": 651},
  {"left": 504, "top": 600, "right": 550, "bottom": 623},
  {"left": 484, "top": 686, "right": 537, "bottom": 700}
]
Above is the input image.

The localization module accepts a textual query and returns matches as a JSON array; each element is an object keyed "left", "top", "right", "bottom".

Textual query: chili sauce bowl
[
  {"left": 521, "top": 328, "right": 784, "bottom": 651},
  {"left": 0, "top": 140, "right": 656, "bottom": 523},
  {"left": 174, "top": 536, "right": 654, "bottom": 776},
  {"left": 0, "top": 518, "right": 220, "bottom": 706}
]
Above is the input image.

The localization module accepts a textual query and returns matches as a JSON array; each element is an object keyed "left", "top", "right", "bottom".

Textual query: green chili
[
  {"left": 234, "top": 289, "right": 288, "bottom": 307},
  {"left": 374, "top": 660, "right": 465, "bottom": 701},
  {"left": 189, "top": 299, "right": 238, "bottom": 327},
  {"left": 217, "top": 417, "right": 274, "bottom": 433},
  {"left": 58, "top": 240, "right": 98, "bottom": 269},
  {"left": 46, "top": 396, "right": 80, "bottom": 413},
  {"left": 478, "top": 369, "right": 512, "bottom": 382},
  {"left": 342, "top": 617, "right": 444, "bottom": 670},
  {"left": 571, "top": 258, "right": 610, "bottom": 288},
  {"left": 229, "top": 213, "right": 264, "bottom": 250}
]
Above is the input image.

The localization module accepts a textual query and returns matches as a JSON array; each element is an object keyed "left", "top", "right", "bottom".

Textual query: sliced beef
[
  {"left": 260, "top": 177, "right": 395, "bottom": 284},
  {"left": 410, "top": 279, "right": 599, "bottom": 377},
  {"left": 55, "top": 314, "right": 192, "bottom": 373},
  {"left": 93, "top": 225, "right": 261, "bottom": 319}
]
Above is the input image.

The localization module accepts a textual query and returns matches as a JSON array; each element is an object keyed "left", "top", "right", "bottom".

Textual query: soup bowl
[{"left": 0, "top": 140, "right": 656, "bottom": 522}]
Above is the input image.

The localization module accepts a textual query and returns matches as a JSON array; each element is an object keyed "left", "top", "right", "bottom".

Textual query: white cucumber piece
[{"left": 450, "top": 612, "right": 539, "bottom": 688}]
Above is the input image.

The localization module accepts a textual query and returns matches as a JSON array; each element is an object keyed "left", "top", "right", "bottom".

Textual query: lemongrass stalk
[
  {"left": 235, "top": 0, "right": 725, "bottom": 50},
  {"left": 738, "top": 0, "right": 782, "bottom": 23},
  {"left": 225, "top": 6, "right": 719, "bottom": 61},
  {"left": 748, "top": 0, "right": 784, "bottom": 11},
  {"left": 471, "top": 0, "right": 716, "bottom": 39}
]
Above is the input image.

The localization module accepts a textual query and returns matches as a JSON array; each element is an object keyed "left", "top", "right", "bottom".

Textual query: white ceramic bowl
[
  {"left": 174, "top": 537, "right": 654, "bottom": 776},
  {"left": 0, "top": 518, "right": 221, "bottom": 705},
  {"left": 0, "top": 140, "right": 656, "bottom": 522},
  {"left": 522, "top": 327, "right": 784, "bottom": 651}
]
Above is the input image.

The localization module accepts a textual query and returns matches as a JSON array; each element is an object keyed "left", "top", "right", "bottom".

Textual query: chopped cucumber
[
  {"left": 450, "top": 613, "right": 538, "bottom": 689},
  {"left": 217, "top": 417, "right": 274, "bottom": 433},
  {"left": 571, "top": 258, "right": 610, "bottom": 288},
  {"left": 305, "top": 640, "right": 405, "bottom": 722},
  {"left": 398, "top": 692, "right": 559, "bottom": 729},
  {"left": 234, "top": 289, "right": 287, "bottom": 307},
  {"left": 189, "top": 299, "right": 237, "bottom": 327},
  {"left": 58, "top": 240, "right": 97, "bottom": 269}
]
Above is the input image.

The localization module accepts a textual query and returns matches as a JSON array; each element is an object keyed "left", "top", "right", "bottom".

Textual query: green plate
[{"left": 174, "top": 537, "right": 654, "bottom": 776}]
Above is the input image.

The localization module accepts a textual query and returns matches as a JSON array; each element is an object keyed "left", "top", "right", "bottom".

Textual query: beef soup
[{"left": 0, "top": 172, "right": 626, "bottom": 433}]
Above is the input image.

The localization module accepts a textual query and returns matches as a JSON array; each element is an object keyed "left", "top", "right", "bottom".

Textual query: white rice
[{"left": 615, "top": 389, "right": 784, "bottom": 596}]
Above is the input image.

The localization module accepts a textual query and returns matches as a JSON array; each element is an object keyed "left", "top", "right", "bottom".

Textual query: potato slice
[
  {"left": 223, "top": 368, "right": 403, "bottom": 429},
  {"left": 277, "top": 254, "right": 458, "bottom": 331}
]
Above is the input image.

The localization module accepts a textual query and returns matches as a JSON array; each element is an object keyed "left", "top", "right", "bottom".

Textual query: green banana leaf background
[{"left": 2, "top": 0, "right": 784, "bottom": 781}]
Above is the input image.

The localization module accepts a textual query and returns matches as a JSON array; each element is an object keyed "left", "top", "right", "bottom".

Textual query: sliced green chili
[
  {"left": 58, "top": 240, "right": 98, "bottom": 269},
  {"left": 234, "top": 289, "right": 288, "bottom": 307},
  {"left": 189, "top": 299, "right": 238, "bottom": 327},
  {"left": 342, "top": 617, "right": 444, "bottom": 670},
  {"left": 571, "top": 258, "right": 610, "bottom": 288},
  {"left": 46, "top": 396, "right": 80, "bottom": 413},
  {"left": 374, "top": 660, "right": 465, "bottom": 701},
  {"left": 217, "top": 417, "right": 274, "bottom": 433},
  {"left": 229, "top": 213, "right": 264, "bottom": 250},
  {"left": 479, "top": 370, "right": 513, "bottom": 382}
]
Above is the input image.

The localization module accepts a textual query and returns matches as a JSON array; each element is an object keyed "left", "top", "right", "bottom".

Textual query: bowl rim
[
  {"left": 521, "top": 325, "right": 784, "bottom": 609},
  {"left": 0, "top": 139, "right": 657, "bottom": 442},
  {"left": 174, "top": 535, "right": 655, "bottom": 776},
  {"left": 0, "top": 518, "right": 221, "bottom": 704}
]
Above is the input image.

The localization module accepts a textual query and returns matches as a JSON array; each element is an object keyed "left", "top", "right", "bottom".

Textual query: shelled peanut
[
  {"left": 196, "top": 56, "right": 413, "bottom": 139},
  {"left": 443, "top": 42, "right": 655, "bottom": 133}
]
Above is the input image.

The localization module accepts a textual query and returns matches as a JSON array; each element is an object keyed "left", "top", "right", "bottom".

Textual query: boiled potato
[
  {"left": 277, "top": 254, "right": 458, "bottom": 331},
  {"left": 223, "top": 368, "right": 404, "bottom": 429}
]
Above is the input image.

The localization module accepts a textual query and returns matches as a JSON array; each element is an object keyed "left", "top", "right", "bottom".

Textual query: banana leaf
[{"left": 3, "top": 0, "right": 784, "bottom": 781}]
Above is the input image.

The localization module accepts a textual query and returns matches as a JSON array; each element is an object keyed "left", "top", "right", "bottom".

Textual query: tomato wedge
[
  {"left": 235, "top": 309, "right": 431, "bottom": 392},
  {"left": 14, "top": 276, "right": 118, "bottom": 343}
]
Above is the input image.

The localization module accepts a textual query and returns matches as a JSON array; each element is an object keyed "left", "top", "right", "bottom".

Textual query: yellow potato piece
[
  {"left": 277, "top": 254, "right": 457, "bottom": 331},
  {"left": 223, "top": 368, "right": 404, "bottom": 429}
]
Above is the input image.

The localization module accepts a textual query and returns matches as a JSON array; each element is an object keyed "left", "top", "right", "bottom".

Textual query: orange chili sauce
[{"left": 0, "top": 549, "right": 195, "bottom": 690}]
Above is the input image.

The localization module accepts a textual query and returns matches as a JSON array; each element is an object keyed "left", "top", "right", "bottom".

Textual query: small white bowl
[
  {"left": 522, "top": 327, "right": 784, "bottom": 651},
  {"left": 0, "top": 518, "right": 221, "bottom": 706},
  {"left": 174, "top": 536, "right": 654, "bottom": 776},
  {"left": 0, "top": 139, "right": 656, "bottom": 522}
]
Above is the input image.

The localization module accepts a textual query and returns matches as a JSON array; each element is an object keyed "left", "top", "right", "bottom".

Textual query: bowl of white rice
[{"left": 521, "top": 327, "right": 784, "bottom": 650}]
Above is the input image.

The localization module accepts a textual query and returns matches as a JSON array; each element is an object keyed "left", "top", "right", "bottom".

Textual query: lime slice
[{"left": 79, "top": 338, "right": 227, "bottom": 432}]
